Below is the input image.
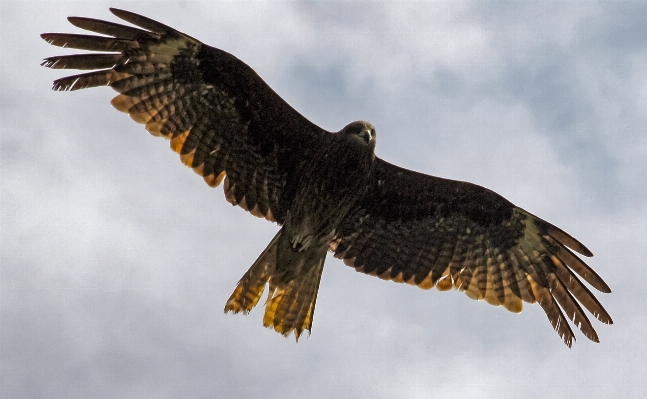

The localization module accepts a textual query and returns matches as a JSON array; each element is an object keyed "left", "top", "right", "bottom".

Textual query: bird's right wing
[{"left": 42, "top": 8, "right": 328, "bottom": 224}]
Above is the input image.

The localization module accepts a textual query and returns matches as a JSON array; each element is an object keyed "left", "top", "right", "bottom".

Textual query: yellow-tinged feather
[
  {"left": 145, "top": 120, "right": 166, "bottom": 137},
  {"left": 224, "top": 282, "right": 266, "bottom": 314},
  {"left": 417, "top": 273, "right": 434, "bottom": 290},
  {"left": 517, "top": 276, "right": 536, "bottom": 303},
  {"left": 392, "top": 271, "right": 405, "bottom": 283},
  {"left": 484, "top": 278, "right": 501, "bottom": 306},
  {"left": 528, "top": 275, "right": 542, "bottom": 302},
  {"left": 214, "top": 171, "right": 226, "bottom": 187},
  {"left": 170, "top": 129, "right": 190, "bottom": 153},
  {"left": 364, "top": 268, "right": 379, "bottom": 277},
  {"left": 464, "top": 285, "right": 480, "bottom": 301},
  {"left": 265, "top": 208, "right": 275, "bottom": 222},
  {"left": 263, "top": 289, "right": 284, "bottom": 329},
  {"left": 248, "top": 204, "right": 266, "bottom": 219},
  {"left": 502, "top": 294, "right": 523, "bottom": 313},
  {"left": 436, "top": 276, "right": 452, "bottom": 291},
  {"left": 238, "top": 196, "right": 249, "bottom": 212},
  {"left": 435, "top": 268, "right": 452, "bottom": 291},
  {"left": 377, "top": 268, "right": 392, "bottom": 281},
  {"left": 261, "top": 259, "right": 323, "bottom": 341},
  {"left": 344, "top": 257, "right": 357, "bottom": 268},
  {"left": 463, "top": 269, "right": 485, "bottom": 300},
  {"left": 192, "top": 163, "right": 205, "bottom": 177},
  {"left": 180, "top": 148, "right": 195, "bottom": 167},
  {"left": 111, "top": 93, "right": 135, "bottom": 112},
  {"left": 405, "top": 274, "right": 418, "bottom": 287},
  {"left": 203, "top": 173, "right": 216, "bottom": 187},
  {"left": 129, "top": 111, "right": 153, "bottom": 124},
  {"left": 203, "top": 170, "right": 226, "bottom": 187},
  {"left": 453, "top": 273, "right": 464, "bottom": 290},
  {"left": 302, "top": 302, "right": 315, "bottom": 333}
]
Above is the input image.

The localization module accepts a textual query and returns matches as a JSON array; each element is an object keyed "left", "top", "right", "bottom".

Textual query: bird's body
[
  {"left": 225, "top": 122, "right": 377, "bottom": 336},
  {"left": 282, "top": 124, "right": 376, "bottom": 257},
  {"left": 42, "top": 8, "right": 612, "bottom": 346}
]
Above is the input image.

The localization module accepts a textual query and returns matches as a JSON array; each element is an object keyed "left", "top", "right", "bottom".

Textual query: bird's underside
[{"left": 42, "top": 8, "right": 612, "bottom": 347}]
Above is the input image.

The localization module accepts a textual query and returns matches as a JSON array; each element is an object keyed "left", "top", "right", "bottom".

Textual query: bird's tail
[
  {"left": 262, "top": 256, "right": 324, "bottom": 340},
  {"left": 224, "top": 231, "right": 280, "bottom": 315},
  {"left": 224, "top": 230, "right": 325, "bottom": 340}
]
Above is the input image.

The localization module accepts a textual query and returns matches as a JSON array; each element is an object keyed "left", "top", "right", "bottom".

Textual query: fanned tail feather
[
  {"left": 224, "top": 231, "right": 280, "bottom": 314},
  {"left": 224, "top": 229, "right": 325, "bottom": 341},
  {"left": 263, "top": 258, "right": 324, "bottom": 341}
]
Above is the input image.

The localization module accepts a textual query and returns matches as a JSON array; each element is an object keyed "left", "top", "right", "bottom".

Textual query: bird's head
[{"left": 340, "top": 121, "right": 376, "bottom": 150}]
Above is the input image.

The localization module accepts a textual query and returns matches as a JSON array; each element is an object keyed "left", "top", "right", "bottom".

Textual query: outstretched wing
[
  {"left": 41, "top": 8, "right": 327, "bottom": 224},
  {"left": 333, "top": 158, "right": 612, "bottom": 347}
]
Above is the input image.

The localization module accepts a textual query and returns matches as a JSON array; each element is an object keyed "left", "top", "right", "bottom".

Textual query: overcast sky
[{"left": 2, "top": 1, "right": 646, "bottom": 398}]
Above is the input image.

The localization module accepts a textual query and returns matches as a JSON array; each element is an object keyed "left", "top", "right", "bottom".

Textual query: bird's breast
[{"left": 286, "top": 140, "right": 373, "bottom": 245}]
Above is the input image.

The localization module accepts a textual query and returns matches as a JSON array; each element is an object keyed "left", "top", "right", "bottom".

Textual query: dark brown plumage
[{"left": 42, "top": 8, "right": 612, "bottom": 346}]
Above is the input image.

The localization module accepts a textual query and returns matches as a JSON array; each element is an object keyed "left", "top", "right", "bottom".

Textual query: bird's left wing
[
  {"left": 41, "top": 8, "right": 328, "bottom": 224},
  {"left": 333, "top": 158, "right": 612, "bottom": 346}
]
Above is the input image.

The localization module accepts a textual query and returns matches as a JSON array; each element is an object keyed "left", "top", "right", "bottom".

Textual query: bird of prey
[{"left": 41, "top": 8, "right": 612, "bottom": 346}]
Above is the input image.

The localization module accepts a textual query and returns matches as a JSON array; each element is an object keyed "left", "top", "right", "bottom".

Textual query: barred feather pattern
[
  {"left": 224, "top": 231, "right": 324, "bottom": 340},
  {"left": 41, "top": 8, "right": 327, "bottom": 225},
  {"left": 334, "top": 160, "right": 613, "bottom": 347},
  {"left": 262, "top": 258, "right": 324, "bottom": 340},
  {"left": 224, "top": 232, "right": 280, "bottom": 315}
]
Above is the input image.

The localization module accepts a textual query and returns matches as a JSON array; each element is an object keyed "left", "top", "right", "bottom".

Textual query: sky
[{"left": 2, "top": 1, "right": 646, "bottom": 398}]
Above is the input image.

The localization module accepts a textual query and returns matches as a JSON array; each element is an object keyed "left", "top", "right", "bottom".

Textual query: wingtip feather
[
  {"left": 547, "top": 224, "right": 593, "bottom": 257},
  {"left": 109, "top": 7, "right": 185, "bottom": 38}
]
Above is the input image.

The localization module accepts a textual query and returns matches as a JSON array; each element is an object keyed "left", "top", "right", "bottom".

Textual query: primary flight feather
[{"left": 42, "top": 8, "right": 612, "bottom": 346}]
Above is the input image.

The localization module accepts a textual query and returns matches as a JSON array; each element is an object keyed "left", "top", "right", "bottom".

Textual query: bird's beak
[{"left": 360, "top": 129, "right": 372, "bottom": 144}]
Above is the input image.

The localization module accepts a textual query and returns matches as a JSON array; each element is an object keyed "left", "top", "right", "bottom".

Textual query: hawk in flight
[{"left": 42, "top": 9, "right": 612, "bottom": 346}]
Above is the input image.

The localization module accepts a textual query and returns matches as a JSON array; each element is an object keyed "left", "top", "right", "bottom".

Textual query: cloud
[{"left": 2, "top": 1, "right": 645, "bottom": 398}]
